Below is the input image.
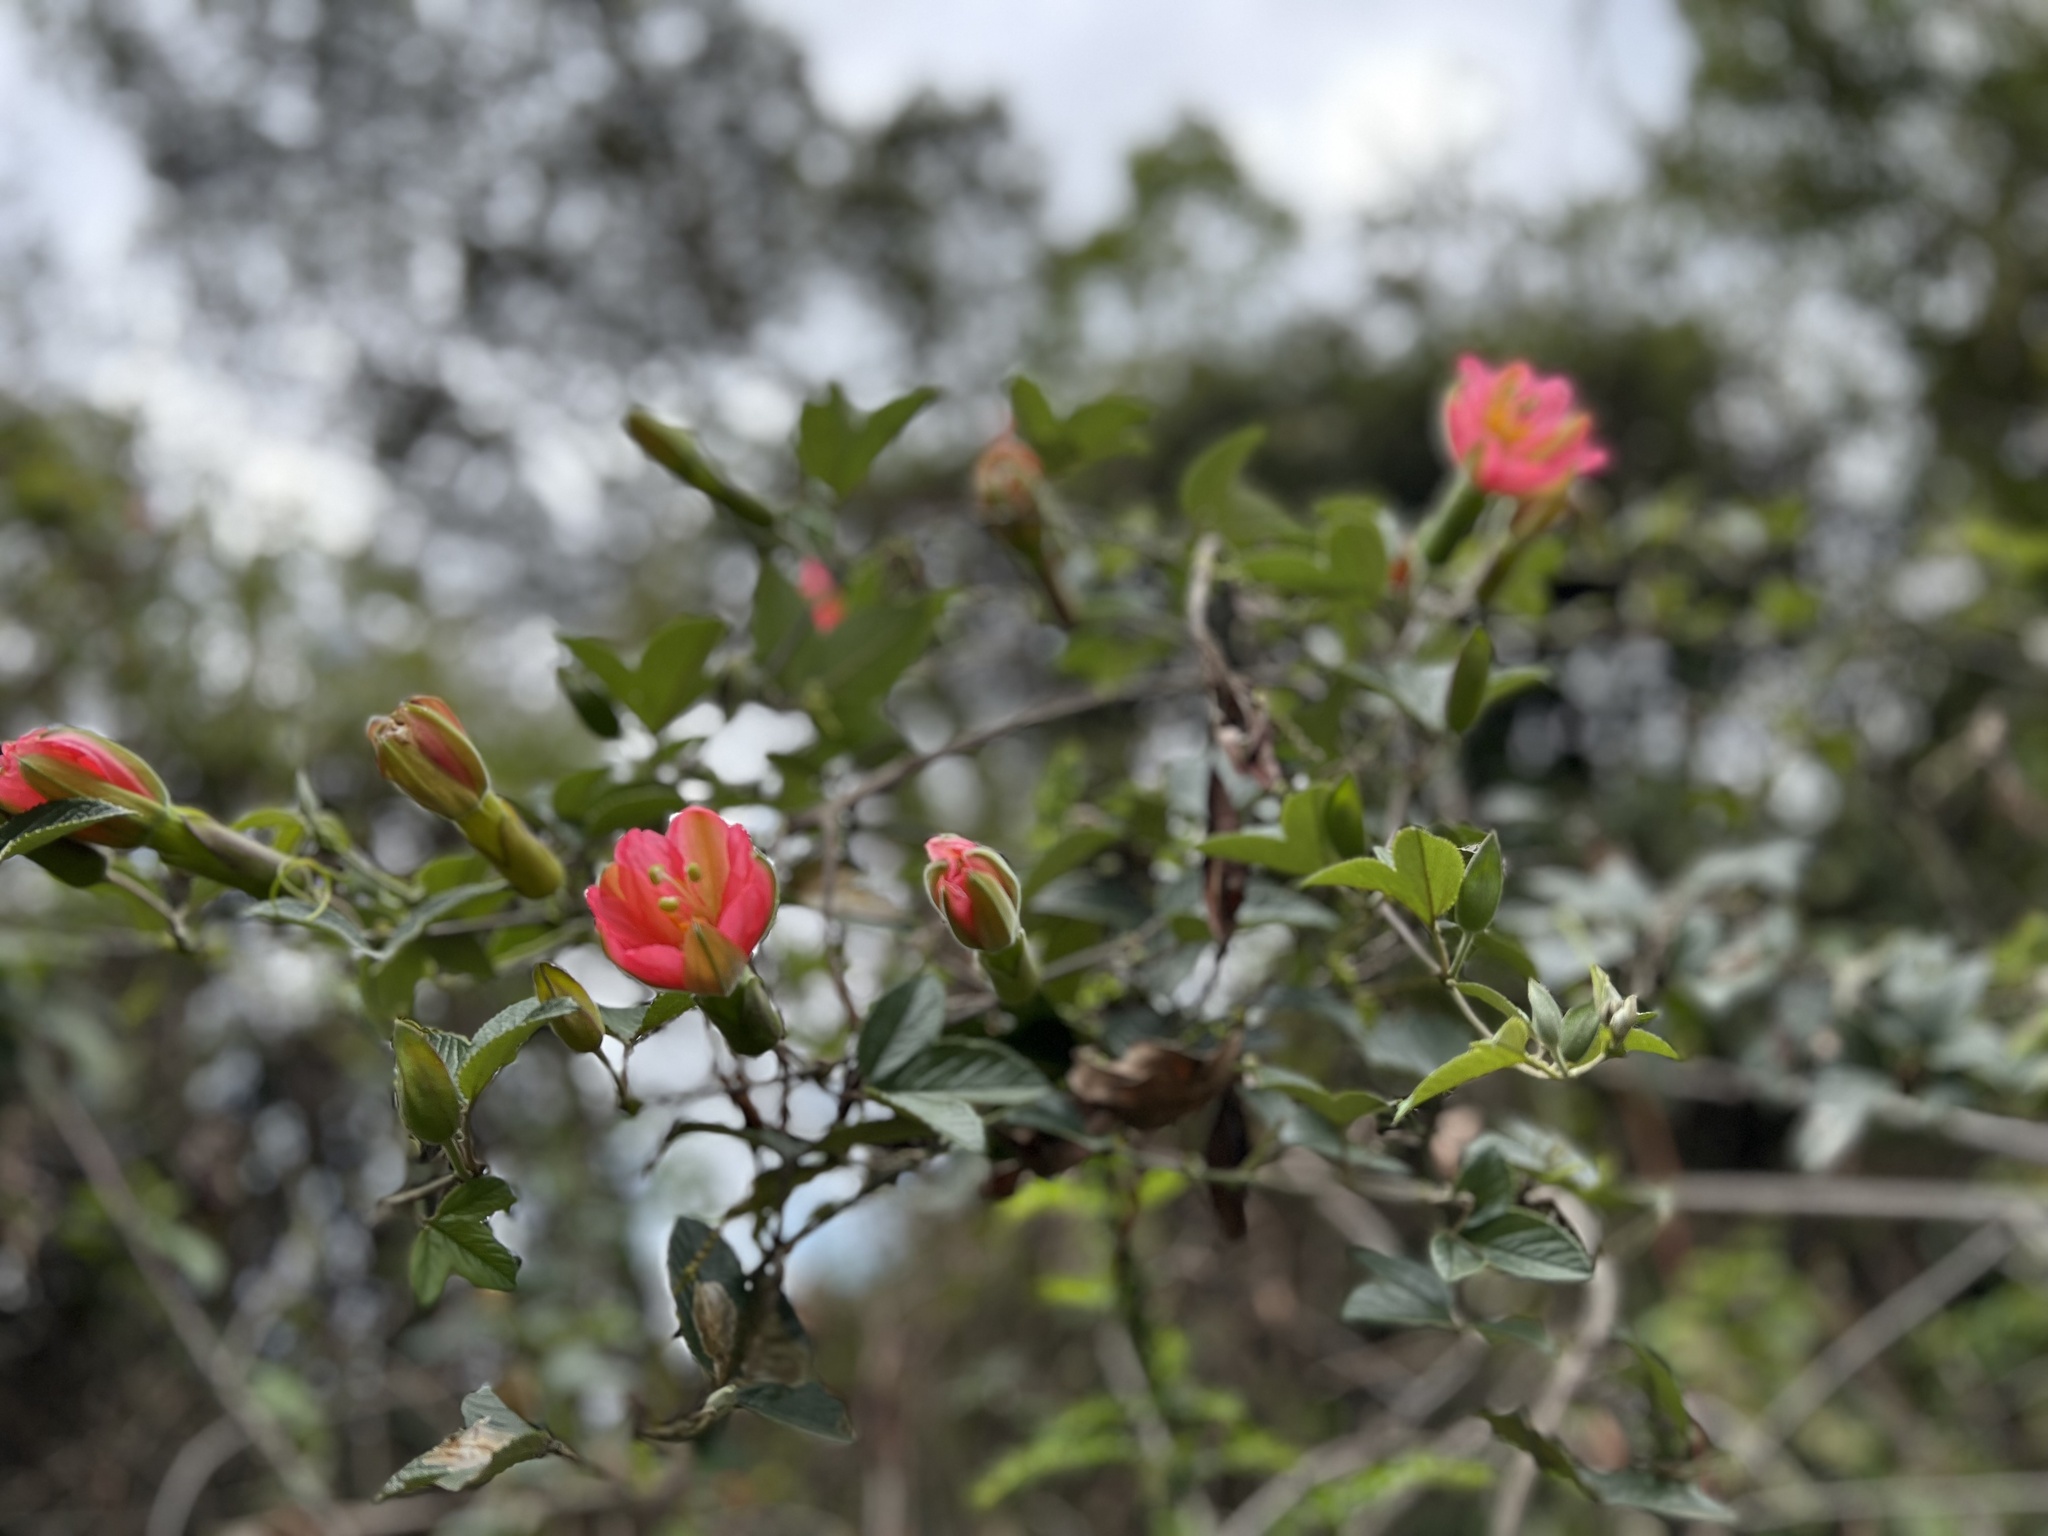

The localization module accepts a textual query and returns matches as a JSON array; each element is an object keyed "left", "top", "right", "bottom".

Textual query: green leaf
[
  {"left": 871, "top": 1089, "right": 986, "bottom": 1153},
  {"left": 1301, "top": 853, "right": 1415, "bottom": 911},
  {"left": 1323, "top": 775, "right": 1367, "bottom": 859},
  {"left": 1444, "top": 627, "right": 1493, "bottom": 733},
  {"left": 1480, "top": 1412, "right": 1587, "bottom": 1494},
  {"left": 1393, "top": 1042, "right": 1526, "bottom": 1123},
  {"left": 1023, "top": 827, "right": 1121, "bottom": 900},
  {"left": 374, "top": 880, "right": 505, "bottom": 964},
  {"left": 1009, "top": 377, "right": 1150, "bottom": 474},
  {"left": 1560, "top": 1002, "right": 1601, "bottom": 1065},
  {"left": 857, "top": 973, "right": 946, "bottom": 1085},
  {"left": 881, "top": 1038, "right": 1050, "bottom": 1104},
  {"left": 1579, "top": 1470, "right": 1736, "bottom": 1523},
  {"left": 28, "top": 838, "right": 108, "bottom": 887},
  {"left": 409, "top": 1226, "right": 454, "bottom": 1308},
  {"left": 1453, "top": 980, "right": 1527, "bottom": 1025},
  {"left": 1622, "top": 1028, "right": 1683, "bottom": 1060},
  {"left": 1198, "top": 831, "right": 1322, "bottom": 877},
  {"left": 636, "top": 615, "right": 727, "bottom": 730},
  {"left": 1391, "top": 827, "right": 1465, "bottom": 919},
  {"left": 457, "top": 997, "right": 578, "bottom": 1103},
  {"left": 1527, "top": 981, "right": 1564, "bottom": 1056},
  {"left": 734, "top": 1380, "right": 856, "bottom": 1442},
  {"left": 1476, "top": 1316, "right": 1553, "bottom": 1354},
  {"left": 668, "top": 1216, "right": 747, "bottom": 1375},
  {"left": 423, "top": 1204, "right": 521, "bottom": 1294},
  {"left": 246, "top": 897, "right": 374, "bottom": 955},
  {"left": 1464, "top": 1210, "right": 1594, "bottom": 1283},
  {"left": 1454, "top": 1147, "right": 1516, "bottom": 1223},
  {"left": 1455, "top": 832, "right": 1503, "bottom": 931},
  {"left": 797, "top": 384, "right": 938, "bottom": 500},
  {"left": 1179, "top": 426, "right": 1307, "bottom": 547},
  {"left": 0, "top": 798, "right": 136, "bottom": 861},
  {"left": 1429, "top": 1231, "right": 1487, "bottom": 1284},
  {"left": 376, "top": 1385, "right": 551, "bottom": 1498},
  {"left": 1341, "top": 1249, "right": 1456, "bottom": 1330},
  {"left": 1251, "top": 1064, "right": 1387, "bottom": 1128},
  {"left": 1483, "top": 664, "right": 1551, "bottom": 709}
]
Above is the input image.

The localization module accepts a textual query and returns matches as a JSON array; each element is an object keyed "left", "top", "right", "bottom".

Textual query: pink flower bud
[
  {"left": 367, "top": 696, "right": 489, "bottom": 821},
  {"left": 0, "top": 727, "right": 169, "bottom": 845},
  {"left": 972, "top": 433, "right": 1044, "bottom": 518},
  {"left": 923, "top": 833, "right": 1024, "bottom": 953},
  {"left": 796, "top": 557, "right": 846, "bottom": 634},
  {"left": 1442, "top": 356, "right": 1608, "bottom": 501},
  {"left": 586, "top": 808, "right": 779, "bottom": 995}
]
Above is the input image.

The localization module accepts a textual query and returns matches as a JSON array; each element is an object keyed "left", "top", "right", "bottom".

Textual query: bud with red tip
[
  {"left": 923, "top": 834, "right": 1023, "bottom": 953},
  {"left": 367, "top": 697, "right": 487, "bottom": 821},
  {"left": 367, "top": 696, "right": 564, "bottom": 898},
  {"left": 0, "top": 726, "right": 170, "bottom": 846}
]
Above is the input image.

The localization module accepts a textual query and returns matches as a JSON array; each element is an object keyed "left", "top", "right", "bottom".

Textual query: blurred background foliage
[{"left": 9, "top": 0, "right": 2048, "bottom": 1531}]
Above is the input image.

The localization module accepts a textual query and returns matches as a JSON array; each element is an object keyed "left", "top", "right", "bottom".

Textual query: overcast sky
[{"left": 0, "top": 0, "right": 1692, "bottom": 559}]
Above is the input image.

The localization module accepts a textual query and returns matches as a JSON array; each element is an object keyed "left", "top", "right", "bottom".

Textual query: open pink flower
[
  {"left": 587, "top": 808, "right": 778, "bottom": 994},
  {"left": 922, "top": 834, "right": 1023, "bottom": 952},
  {"left": 797, "top": 557, "right": 846, "bottom": 634},
  {"left": 0, "top": 727, "right": 168, "bottom": 843},
  {"left": 1443, "top": 356, "right": 1608, "bottom": 500}
]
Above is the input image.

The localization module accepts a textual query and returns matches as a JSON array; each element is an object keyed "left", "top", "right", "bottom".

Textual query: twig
[
  {"left": 146, "top": 1416, "right": 247, "bottom": 1536},
  {"left": 107, "top": 869, "right": 197, "bottom": 953},
  {"left": 1726, "top": 1222, "right": 2015, "bottom": 1476},
  {"left": 1646, "top": 1172, "right": 2048, "bottom": 1225},
  {"left": 1488, "top": 1194, "right": 1618, "bottom": 1536},
  {"left": 1741, "top": 1470, "right": 2048, "bottom": 1530},
  {"left": 1217, "top": 1334, "right": 1488, "bottom": 1536},
  {"left": 27, "top": 1057, "right": 339, "bottom": 1530},
  {"left": 788, "top": 669, "right": 1203, "bottom": 830}
]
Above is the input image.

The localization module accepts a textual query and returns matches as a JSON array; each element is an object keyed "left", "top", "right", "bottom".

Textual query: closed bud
[
  {"left": 2, "top": 726, "right": 170, "bottom": 847},
  {"left": 368, "top": 697, "right": 489, "bottom": 821},
  {"left": 533, "top": 961, "right": 605, "bottom": 1054},
  {"left": 972, "top": 433, "right": 1043, "bottom": 520},
  {"left": 923, "top": 834, "right": 1024, "bottom": 953},
  {"left": 393, "top": 1020, "right": 462, "bottom": 1146},
  {"left": 697, "top": 971, "right": 786, "bottom": 1057},
  {"left": 1560, "top": 1001, "right": 1601, "bottom": 1065}
]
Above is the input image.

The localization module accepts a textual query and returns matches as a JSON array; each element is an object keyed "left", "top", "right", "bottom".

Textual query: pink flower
[
  {"left": 586, "top": 808, "right": 778, "bottom": 994},
  {"left": 922, "top": 834, "right": 1023, "bottom": 952},
  {"left": 797, "top": 557, "right": 846, "bottom": 634},
  {"left": 1443, "top": 356, "right": 1609, "bottom": 500},
  {"left": 0, "top": 727, "right": 168, "bottom": 844}
]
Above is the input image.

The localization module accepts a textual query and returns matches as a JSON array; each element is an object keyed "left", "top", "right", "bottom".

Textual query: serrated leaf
[
  {"left": 735, "top": 1380, "right": 856, "bottom": 1442},
  {"left": 437, "top": 1175, "right": 516, "bottom": 1220},
  {"left": 881, "top": 1038, "right": 1049, "bottom": 1104},
  {"left": 409, "top": 1227, "right": 454, "bottom": 1308},
  {"left": 871, "top": 1089, "right": 986, "bottom": 1152},
  {"left": 857, "top": 973, "right": 946, "bottom": 1085},
  {"left": 457, "top": 997, "right": 578, "bottom": 1102},
  {"left": 1342, "top": 1249, "right": 1456, "bottom": 1330},
  {"left": 374, "top": 880, "right": 506, "bottom": 964},
  {"left": 1393, "top": 1042, "right": 1525, "bottom": 1123},
  {"left": 246, "top": 897, "right": 375, "bottom": 954},
  {"left": 424, "top": 1210, "right": 521, "bottom": 1293},
  {"left": 376, "top": 1386, "right": 550, "bottom": 1497},
  {"left": 1481, "top": 1411, "right": 1587, "bottom": 1494},
  {"left": 1622, "top": 1028, "right": 1682, "bottom": 1060},
  {"left": 636, "top": 615, "right": 727, "bottom": 730},
  {"left": 0, "top": 798, "right": 136, "bottom": 861},
  {"left": 1464, "top": 1209, "right": 1594, "bottom": 1283}
]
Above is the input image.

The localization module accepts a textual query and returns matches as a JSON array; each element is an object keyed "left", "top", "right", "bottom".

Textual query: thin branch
[
  {"left": 1648, "top": 1172, "right": 2048, "bottom": 1225},
  {"left": 1217, "top": 1334, "right": 1488, "bottom": 1536},
  {"left": 28, "top": 1057, "right": 339, "bottom": 1530},
  {"left": 1741, "top": 1470, "right": 2048, "bottom": 1530},
  {"left": 1488, "top": 1194, "right": 1618, "bottom": 1536},
  {"left": 1726, "top": 1222, "right": 2016, "bottom": 1476}
]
